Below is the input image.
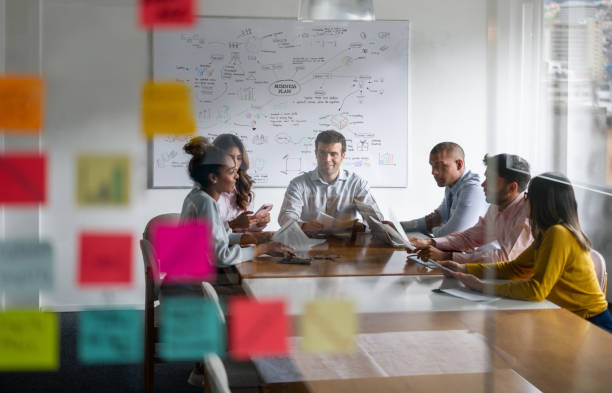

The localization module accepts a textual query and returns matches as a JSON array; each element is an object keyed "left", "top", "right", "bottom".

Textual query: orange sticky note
[
  {"left": 0, "top": 75, "right": 44, "bottom": 132},
  {"left": 141, "top": 81, "right": 196, "bottom": 138}
]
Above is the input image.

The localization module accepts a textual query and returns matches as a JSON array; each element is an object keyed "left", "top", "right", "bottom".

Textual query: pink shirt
[
  {"left": 434, "top": 192, "right": 533, "bottom": 263},
  {"left": 217, "top": 189, "right": 256, "bottom": 230}
]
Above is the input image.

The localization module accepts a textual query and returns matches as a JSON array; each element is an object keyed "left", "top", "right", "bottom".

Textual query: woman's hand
[
  {"left": 255, "top": 241, "right": 295, "bottom": 257},
  {"left": 437, "top": 260, "right": 466, "bottom": 277},
  {"left": 455, "top": 272, "right": 484, "bottom": 292},
  {"left": 229, "top": 211, "right": 258, "bottom": 231},
  {"left": 254, "top": 212, "right": 271, "bottom": 230},
  {"left": 408, "top": 237, "right": 434, "bottom": 249},
  {"left": 417, "top": 246, "right": 451, "bottom": 261}
]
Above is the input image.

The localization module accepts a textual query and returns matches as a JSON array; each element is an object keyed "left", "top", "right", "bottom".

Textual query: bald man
[{"left": 401, "top": 142, "right": 488, "bottom": 237}]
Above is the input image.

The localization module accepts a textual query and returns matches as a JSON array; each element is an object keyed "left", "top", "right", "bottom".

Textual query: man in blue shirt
[{"left": 401, "top": 142, "right": 488, "bottom": 237}]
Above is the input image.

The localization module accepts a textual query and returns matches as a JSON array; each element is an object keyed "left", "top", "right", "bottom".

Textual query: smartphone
[
  {"left": 280, "top": 256, "right": 312, "bottom": 265},
  {"left": 254, "top": 203, "right": 273, "bottom": 217}
]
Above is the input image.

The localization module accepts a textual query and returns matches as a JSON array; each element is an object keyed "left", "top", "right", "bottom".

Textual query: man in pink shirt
[{"left": 410, "top": 154, "right": 532, "bottom": 263}]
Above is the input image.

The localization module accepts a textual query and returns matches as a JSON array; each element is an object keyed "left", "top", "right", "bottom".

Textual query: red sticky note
[
  {"left": 78, "top": 232, "right": 133, "bottom": 286},
  {"left": 0, "top": 153, "right": 46, "bottom": 205},
  {"left": 0, "top": 75, "right": 44, "bottom": 132},
  {"left": 228, "top": 297, "right": 290, "bottom": 360},
  {"left": 139, "top": 0, "right": 196, "bottom": 28},
  {"left": 151, "top": 220, "right": 215, "bottom": 283}
]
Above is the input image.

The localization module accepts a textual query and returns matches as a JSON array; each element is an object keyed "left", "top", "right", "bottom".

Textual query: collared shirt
[
  {"left": 278, "top": 169, "right": 383, "bottom": 226},
  {"left": 402, "top": 170, "right": 488, "bottom": 237},
  {"left": 217, "top": 189, "right": 256, "bottom": 230},
  {"left": 434, "top": 192, "right": 533, "bottom": 263},
  {"left": 181, "top": 187, "right": 254, "bottom": 267}
]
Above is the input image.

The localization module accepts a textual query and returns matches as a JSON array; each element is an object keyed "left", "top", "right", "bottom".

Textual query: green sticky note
[
  {"left": 160, "top": 296, "right": 225, "bottom": 361},
  {"left": 76, "top": 154, "right": 130, "bottom": 206},
  {"left": 0, "top": 311, "right": 59, "bottom": 371},
  {"left": 78, "top": 309, "right": 143, "bottom": 364},
  {"left": 0, "top": 239, "right": 53, "bottom": 293}
]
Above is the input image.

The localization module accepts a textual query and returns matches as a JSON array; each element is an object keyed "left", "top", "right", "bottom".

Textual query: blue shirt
[
  {"left": 402, "top": 170, "right": 488, "bottom": 237},
  {"left": 278, "top": 169, "right": 383, "bottom": 226}
]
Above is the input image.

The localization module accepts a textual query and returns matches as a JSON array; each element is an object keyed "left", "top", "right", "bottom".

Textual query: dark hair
[
  {"left": 213, "top": 134, "right": 253, "bottom": 211},
  {"left": 183, "top": 136, "right": 229, "bottom": 189},
  {"left": 483, "top": 153, "right": 531, "bottom": 192},
  {"left": 528, "top": 172, "right": 591, "bottom": 251},
  {"left": 430, "top": 142, "right": 465, "bottom": 161},
  {"left": 315, "top": 130, "right": 346, "bottom": 153}
]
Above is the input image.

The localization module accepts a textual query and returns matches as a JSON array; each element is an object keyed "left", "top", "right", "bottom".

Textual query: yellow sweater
[{"left": 466, "top": 225, "right": 607, "bottom": 318}]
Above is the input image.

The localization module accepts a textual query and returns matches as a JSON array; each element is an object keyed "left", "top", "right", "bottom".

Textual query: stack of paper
[{"left": 272, "top": 221, "right": 326, "bottom": 253}]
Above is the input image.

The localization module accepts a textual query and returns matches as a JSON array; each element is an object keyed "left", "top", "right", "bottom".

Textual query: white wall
[{"left": 35, "top": 0, "right": 487, "bottom": 309}]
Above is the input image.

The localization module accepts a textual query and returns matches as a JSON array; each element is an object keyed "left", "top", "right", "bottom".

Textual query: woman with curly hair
[{"left": 213, "top": 134, "right": 270, "bottom": 232}]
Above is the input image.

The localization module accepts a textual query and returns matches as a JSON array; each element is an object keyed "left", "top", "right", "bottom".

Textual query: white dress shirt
[{"left": 278, "top": 169, "right": 383, "bottom": 226}]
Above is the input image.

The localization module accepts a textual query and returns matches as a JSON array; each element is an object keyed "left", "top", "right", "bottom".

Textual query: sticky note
[
  {"left": 78, "top": 309, "right": 143, "bottom": 364},
  {"left": 0, "top": 75, "right": 44, "bottom": 132},
  {"left": 152, "top": 220, "right": 215, "bottom": 283},
  {"left": 141, "top": 81, "right": 196, "bottom": 138},
  {"left": 0, "top": 239, "right": 53, "bottom": 293},
  {"left": 77, "top": 155, "right": 130, "bottom": 206},
  {"left": 78, "top": 232, "right": 133, "bottom": 286},
  {"left": 160, "top": 296, "right": 225, "bottom": 360},
  {"left": 0, "top": 311, "right": 59, "bottom": 371},
  {"left": 300, "top": 299, "right": 356, "bottom": 353},
  {"left": 139, "top": 0, "right": 196, "bottom": 28},
  {"left": 0, "top": 152, "right": 46, "bottom": 205},
  {"left": 228, "top": 297, "right": 289, "bottom": 360}
]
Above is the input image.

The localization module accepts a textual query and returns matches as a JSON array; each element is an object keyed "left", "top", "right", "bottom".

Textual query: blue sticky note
[
  {"left": 160, "top": 296, "right": 225, "bottom": 361},
  {"left": 78, "top": 309, "right": 143, "bottom": 364},
  {"left": 0, "top": 239, "right": 53, "bottom": 293}
]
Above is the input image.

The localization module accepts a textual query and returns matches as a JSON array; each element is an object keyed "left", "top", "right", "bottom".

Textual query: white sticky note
[{"left": 0, "top": 240, "right": 53, "bottom": 292}]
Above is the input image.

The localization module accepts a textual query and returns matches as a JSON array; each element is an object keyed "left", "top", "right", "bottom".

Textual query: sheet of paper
[
  {"left": 0, "top": 153, "right": 46, "bottom": 204},
  {"left": 272, "top": 221, "right": 326, "bottom": 253},
  {"left": 369, "top": 216, "right": 414, "bottom": 250},
  {"left": 160, "top": 296, "right": 225, "bottom": 360},
  {"left": 300, "top": 299, "right": 356, "bottom": 354},
  {"left": 316, "top": 212, "right": 337, "bottom": 229},
  {"left": 254, "top": 330, "right": 507, "bottom": 383},
  {"left": 141, "top": 81, "right": 196, "bottom": 138},
  {"left": 0, "top": 239, "right": 53, "bottom": 293},
  {"left": 78, "top": 232, "right": 133, "bottom": 286},
  {"left": 76, "top": 154, "right": 130, "bottom": 206},
  {"left": 139, "top": 0, "right": 196, "bottom": 28},
  {"left": 0, "top": 311, "right": 59, "bottom": 371},
  {"left": 152, "top": 220, "right": 215, "bottom": 283},
  {"left": 78, "top": 309, "right": 143, "bottom": 364},
  {"left": 440, "top": 288, "right": 501, "bottom": 302},
  {"left": 228, "top": 297, "right": 289, "bottom": 360},
  {"left": 0, "top": 75, "right": 44, "bottom": 131}
]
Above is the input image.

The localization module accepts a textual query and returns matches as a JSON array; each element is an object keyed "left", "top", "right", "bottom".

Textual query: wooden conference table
[
  {"left": 232, "top": 232, "right": 612, "bottom": 393},
  {"left": 235, "top": 232, "right": 437, "bottom": 279}
]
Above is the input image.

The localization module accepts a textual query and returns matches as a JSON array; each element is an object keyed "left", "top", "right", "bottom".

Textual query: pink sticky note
[
  {"left": 139, "top": 0, "right": 196, "bottom": 29},
  {"left": 228, "top": 297, "right": 290, "bottom": 360},
  {"left": 151, "top": 220, "right": 215, "bottom": 283}
]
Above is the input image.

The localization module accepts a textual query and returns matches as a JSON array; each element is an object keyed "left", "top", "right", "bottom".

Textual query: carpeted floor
[{"left": 0, "top": 312, "right": 203, "bottom": 393}]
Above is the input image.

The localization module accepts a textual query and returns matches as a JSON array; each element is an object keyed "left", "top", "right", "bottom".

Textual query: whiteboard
[{"left": 151, "top": 18, "right": 409, "bottom": 188}]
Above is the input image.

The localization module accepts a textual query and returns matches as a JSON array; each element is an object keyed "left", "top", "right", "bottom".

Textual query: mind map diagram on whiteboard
[{"left": 152, "top": 18, "right": 409, "bottom": 188}]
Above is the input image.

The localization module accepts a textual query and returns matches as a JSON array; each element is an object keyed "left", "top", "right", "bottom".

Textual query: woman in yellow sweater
[{"left": 439, "top": 172, "right": 612, "bottom": 333}]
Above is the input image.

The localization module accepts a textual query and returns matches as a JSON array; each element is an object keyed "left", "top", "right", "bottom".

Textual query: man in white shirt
[
  {"left": 278, "top": 130, "right": 383, "bottom": 232},
  {"left": 401, "top": 142, "right": 488, "bottom": 237}
]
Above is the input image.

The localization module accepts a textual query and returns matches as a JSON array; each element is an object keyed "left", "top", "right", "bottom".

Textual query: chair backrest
[
  {"left": 204, "top": 354, "right": 230, "bottom": 393},
  {"left": 143, "top": 213, "right": 181, "bottom": 242},
  {"left": 590, "top": 249, "right": 608, "bottom": 293},
  {"left": 201, "top": 282, "right": 226, "bottom": 324}
]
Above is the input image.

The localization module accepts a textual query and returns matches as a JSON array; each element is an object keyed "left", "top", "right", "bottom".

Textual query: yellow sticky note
[
  {"left": 300, "top": 299, "right": 356, "bottom": 353},
  {"left": 0, "top": 75, "right": 44, "bottom": 132},
  {"left": 141, "top": 81, "right": 195, "bottom": 138},
  {"left": 0, "top": 311, "right": 59, "bottom": 370},
  {"left": 76, "top": 154, "right": 130, "bottom": 206}
]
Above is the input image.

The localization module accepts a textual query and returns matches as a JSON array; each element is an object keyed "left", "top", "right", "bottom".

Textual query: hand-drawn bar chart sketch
[{"left": 151, "top": 18, "right": 409, "bottom": 188}]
